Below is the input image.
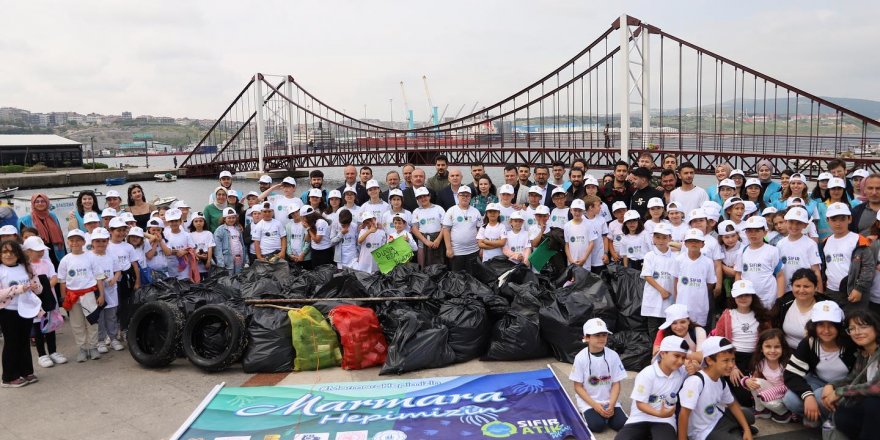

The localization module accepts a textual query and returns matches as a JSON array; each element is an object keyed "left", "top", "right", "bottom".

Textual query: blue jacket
[{"left": 213, "top": 224, "right": 245, "bottom": 269}]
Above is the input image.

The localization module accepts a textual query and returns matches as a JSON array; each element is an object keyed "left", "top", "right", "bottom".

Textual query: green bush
[
  {"left": 0, "top": 165, "right": 26, "bottom": 173},
  {"left": 82, "top": 162, "right": 109, "bottom": 169}
]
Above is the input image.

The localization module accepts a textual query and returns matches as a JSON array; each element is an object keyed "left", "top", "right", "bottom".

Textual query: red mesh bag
[{"left": 328, "top": 305, "right": 388, "bottom": 370}]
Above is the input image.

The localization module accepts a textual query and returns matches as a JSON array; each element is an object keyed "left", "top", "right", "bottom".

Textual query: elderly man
[
  {"left": 380, "top": 170, "right": 402, "bottom": 201},
  {"left": 438, "top": 168, "right": 465, "bottom": 210},
  {"left": 400, "top": 163, "right": 415, "bottom": 191},
  {"left": 426, "top": 154, "right": 450, "bottom": 193},
  {"left": 850, "top": 173, "right": 880, "bottom": 235},
  {"left": 403, "top": 168, "right": 437, "bottom": 211},
  {"left": 336, "top": 164, "right": 368, "bottom": 205}
]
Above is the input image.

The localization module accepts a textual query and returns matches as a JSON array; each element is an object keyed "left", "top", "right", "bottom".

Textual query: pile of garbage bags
[{"left": 129, "top": 258, "right": 653, "bottom": 374}]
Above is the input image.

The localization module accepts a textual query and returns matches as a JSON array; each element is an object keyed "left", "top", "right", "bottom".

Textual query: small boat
[
  {"left": 152, "top": 196, "right": 177, "bottom": 208},
  {"left": 105, "top": 177, "right": 127, "bottom": 186},
  {"left": 0, "top": 187, "right": 18, "bottom": 199},
  {"left": 155, "top": 173, "right": 177, "bottom": 182}
]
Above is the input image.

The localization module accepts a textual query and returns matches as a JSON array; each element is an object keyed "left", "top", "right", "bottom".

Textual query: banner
[
  {"left": 372, "top": 236, "right": 415, "bottom": 275},
  {"left": 174, "top": 368, "right": 591, "bottom": 440}
]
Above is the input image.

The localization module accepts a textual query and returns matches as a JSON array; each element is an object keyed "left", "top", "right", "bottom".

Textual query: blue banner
[{"left": 175, "top": 368, "right": 591, "bottom": 440}]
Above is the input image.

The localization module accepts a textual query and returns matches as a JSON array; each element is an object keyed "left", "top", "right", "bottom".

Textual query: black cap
[{"left": 631, "top": 167, "right": 652, "bottom": 179}]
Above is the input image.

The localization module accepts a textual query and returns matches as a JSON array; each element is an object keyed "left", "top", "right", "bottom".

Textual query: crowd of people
[{"left": 0, "top": 153, "right": 878, "bottom": 439}]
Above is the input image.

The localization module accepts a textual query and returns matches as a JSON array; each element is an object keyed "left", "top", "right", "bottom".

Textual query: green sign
[
  {"left": 133, "top": 133, "right": 153, "bottom": 140},
  {"left": 528, "top": 239, "right": 558, "bottom": 271},
  {"left": 372, "top": 236, "right": 414, "bottom": 274}
]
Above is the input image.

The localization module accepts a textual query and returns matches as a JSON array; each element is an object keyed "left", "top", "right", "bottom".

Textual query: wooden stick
[
  {"left": 244, "top": 296, "right": 430, "bottom": 305},
  {"left": 253, "top": 304, "right": 297, "bottom": 311}
]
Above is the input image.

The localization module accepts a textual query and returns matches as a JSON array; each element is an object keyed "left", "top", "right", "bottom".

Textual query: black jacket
[
  {"left": 437, "top": 186, "right": 459, "bottom": 211},
  {"left": 402, "top": 186, "right": 437, "bottom": 212},
  {"left": 784, "top": 336, "right": 857, "bottom": 401},
  {"left": 629, "top": 186, "right": 664, "bottom": 217},
  {"left": 848, "top": 202, "right": 874, "bottom": 234}
]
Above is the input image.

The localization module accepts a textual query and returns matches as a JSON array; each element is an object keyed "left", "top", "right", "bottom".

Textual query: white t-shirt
[
  {"left": 311, "top": 219, "right": 332, "bottom": 250},
  {"left": 674, "top": 253, "right": 718, "bottom": 326},
  {"left": 412, "top": 205, "right": 445, "bottom": 236},
  {"left": 286, "top": 222, "right": 309, "bottom": 257},
  {"left": 504, "top": 228, "right": 531, "bottom": 261},
  {"left": 146, "top": 239, "right": 167, "bottom": 271},
  {"left": 268, "top": 195, "right": 303, "bottom": 225},
  {"left": 734, "top": 244, "right": 781, "bottom": 309},
  {"left": 498, "top": 204, "right": 515, "bottom": 231},
  {"left": 549, "top": 207, "right": 570, "bottom": 229},
  {"left": 783, "top": 303, "right": 812, "bottom": 349},
  {"left": 164, "top": 228, "right": 196, "bottom": 279},
  {"left": 586, "top": 215, "right": 609, "bottom": 267},
  {"left": 569, "top": 347, "right": 628, "bottom": 412},
  {"left": 776, "top": 235, "right": 821, "bottom": 292},
  {"left": 252, "top": 218, "right": 285, "bottom": 253},
  {"left": 815, "top": 347, "right": 850, "bottom": 383},
  {"left": 671, "top": 186, "right": 709, "bottom": 215},
  {"left": 57, "top": 252, "right": 99, "bottom": 291},
  {"left": 730, "top": 310, "right": 759, "bottom": 353},
  {"left": 361, "top": 200, "right": 391, "bottom": 228},
  {"left": 107, "top": 241, "right": 137, "bottom": 272},
  {"left": 679, "top": 371, "right": 735, "bottom": 440},
  {"left": 720, "top": 241, "right": 742, "bottom": 268},
  {"left": 388, "top": 230, "right": 417, "bottom": 252},
  {"left": 644, "top": 219, "right": 670, "bottom": 237},
  {"left": 621, "top": 231, "right": 649, "bottom": 261},
  {"left": 331, "top": 222, "right": 358, "bottom": 266},
  {"left": 823, "top": 232, "right": 859, "bottom": 291},
  {"left": 442, "top": 205, "right": 482, "bottom": 255},
  {"left": 641, "top": 247, "right": 677, "bottom": 318},
  {"left": 0, "top": 264, "right": 31, "bottom": 310},
  {"left": 520, "top": 207, "right": 538, "bottom": 230},
  {"left": 701, "top": 237, "right": 723, "bottom": 261},
  {"left": 189, "top": 231, "right": 215, "bottom": 273},
  {"left": 130, "top": 242, "right": 149, "bottom": 268},
  {"left": 381, "top": 209, "right": 412, "bottom": 235},
  {"left": 90, "top": 252, "right": 120, "bottom": 308},
  {"left": 607, "top": 219, "right": 625, "bottom": 257},
  {"left": 355, "top": 230, "right": 387, "bottom": 273},
  {"left": 627, "top": 362, "right": 688, "bottom": 428},
  {"left": 669, "top": 223, "right": 689, "bottom": 247},
  {"left": 564, "top": 219, "right": 599, "bottom": 268},
  {"left": 477, "top": 223, "right": 507, "bottom": 261}
]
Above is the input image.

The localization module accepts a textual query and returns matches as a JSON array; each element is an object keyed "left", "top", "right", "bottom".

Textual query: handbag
[{"left": 40, "top": 309, "right": 64, "bottom": 334}]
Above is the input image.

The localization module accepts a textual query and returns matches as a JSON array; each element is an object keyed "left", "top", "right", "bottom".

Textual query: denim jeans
[{"left": 781, "top": 373, "right": 830, "bottom": 418}]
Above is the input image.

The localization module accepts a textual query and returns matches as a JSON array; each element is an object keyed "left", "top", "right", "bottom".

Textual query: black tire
[
  {"left": 182, "top": 304, "right": 247, "bottom": 372},
  {"left": 129, "top": 301, "right": 185, "bottom": 368}
]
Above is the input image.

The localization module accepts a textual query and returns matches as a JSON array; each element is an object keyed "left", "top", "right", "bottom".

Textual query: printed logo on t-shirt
[
  {"left": 647, "top": 392, "right": 678, "bottom": 406},
  {"left": 742, "top": 262, "right": 764, "bottom": 272},
  {"left": 588, "top": 375, "right": 612, "bottom": 386},
  {"left": 365, "top": 243, "right": 372, "bottom": 248},
  {"left": 456, "top": 216, "right": 464, "bottom": 222},
  {"left": 826, "top": 253, "right": 847, "bottom": 264},
  {"left": 614, "top": 235, "right": 622, "bottom": 242},
  {"left": 527, "top": 219, "right": 535, "bottom": 225},
  {"left": 704, "top": 405, "right": 718, "bottom": 415},
  {"left": 499, "top": 215, "right": 506, "bottom": 222},
  {"left": 420, "top": 219, "right": 426, "bottom": 225},
  {"left": 652, "top": 270, "right": 673, "bottom": 282},
  {"left": 570, "top": 235, "right": 586, "bottom": 244},
  {"left": 680, "top": 276, "right": 704, "bottom": 288}
]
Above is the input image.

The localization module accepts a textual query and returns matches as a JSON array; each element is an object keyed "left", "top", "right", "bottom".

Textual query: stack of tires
[{"left": 129, "top": 302, "right": 247, "bottom": 372}]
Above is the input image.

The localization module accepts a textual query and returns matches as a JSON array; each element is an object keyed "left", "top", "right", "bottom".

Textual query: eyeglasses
[{"left": 846, "top": 324, "right": 873, "bottom": 335}]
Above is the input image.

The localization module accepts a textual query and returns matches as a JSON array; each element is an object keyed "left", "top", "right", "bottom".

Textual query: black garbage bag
[
  {"left": 438, "top": 297, "right": 489, "bottom": 362},
  {"left": 179, "top": 283, "right": 229, "bottom": 316},
  {"left": 438, "top": 271, "right": 509, "bottom": 320},
  {"left": 468, "top": 259, "right": 502, "bottom": 286},
  {"left": 249, "top": 259, "right": 291, "bottom": 283},
  {"left": 388, "top": 264, "right": 438, "bottom": 300},
  {"left": 483, "top": 291, "right": 549, "bottom": 361},
  {"left": 482, "top": 256, "right": 518, "bottom": 279},
  {"left": 498, "top": 266, "right": 541, "bottom": 301},
  {"left": 608, "top": 330, "right": 652, "bottom": 371},
  {"left": 315, "top": 271, "right": 368, "bottom": 299},
  {"left": 242, "top": 307, "right": 293, "bottom": 373},
  {"left": 280, "top": 273, "right": 312, "bottom": 297},
  {"left": 379, "top": 310, "right": 455, "bottom": 375},
  {"left": 303, "top": 264, "right": 337, "bottom": 293},
  {"left": 422, "top": 264, "right": 448, "bottom": 282},
  {"left": 132, "top": 277, "right": 192, "bottom": 317},
  {"left": 352, "top": 270, "right": 386, "bottom": 297},
  {"left": 239, "top": 277, "right": 283, "bottom": 299},
  {"left": 603, "top": 263, "right": 647, "bottom": 332}
]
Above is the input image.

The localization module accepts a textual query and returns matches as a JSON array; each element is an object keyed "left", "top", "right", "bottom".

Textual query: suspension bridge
[{"left": 181, "top": 14, "right": 880, "bottom": 178}]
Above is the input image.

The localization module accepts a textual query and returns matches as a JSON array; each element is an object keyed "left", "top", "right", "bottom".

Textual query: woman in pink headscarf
[{"left": 19, "top": 194, "right": 66, "bottom": 267}]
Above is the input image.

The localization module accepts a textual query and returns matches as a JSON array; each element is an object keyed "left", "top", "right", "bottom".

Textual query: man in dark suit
[
  {"left": 437, "top": 168, "right": 465, "bottom": 211},
  {"left": 380, "top": 170, "right": 402, "bottom": 202},
  {"left": 335, "top": 164, "right": 368, "bottom": 205},
  {"left": 532, "top": 164, "right": 557, "bottom": 208},
  {"left": 402, "top": 168, "right": 437, "bottom": 211}
]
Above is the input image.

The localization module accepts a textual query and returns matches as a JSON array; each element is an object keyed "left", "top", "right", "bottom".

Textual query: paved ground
[{"left": 0, "top": 324, "right": 817, "bottom": 440}]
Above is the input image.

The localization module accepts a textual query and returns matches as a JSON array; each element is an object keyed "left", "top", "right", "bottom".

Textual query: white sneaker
[
  {"left": 49, "top": 352, "right": 68, "bottom": 364},
  {"left": 110, "top": 340, "right": 124, "bottom": 351},
  {"left": 37, "top": 355, "right": 54, "bottom": 368},
  {"left": 96, "top": 342, "right": 109, "bottom": 354}
]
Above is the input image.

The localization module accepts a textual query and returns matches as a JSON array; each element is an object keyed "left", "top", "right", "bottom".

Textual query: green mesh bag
[{"left": 289, "top": 306, "right": 342, "bottom": 371}]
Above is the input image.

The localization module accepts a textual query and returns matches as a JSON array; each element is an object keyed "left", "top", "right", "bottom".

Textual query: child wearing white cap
[
  {"left": 329, "top": 209, "right": 356, "bottom": 270},
  {"left": 411, "top": 187, "right": 446, "bottom": 267},
  {"left": 496, "top": 184, "right": 516, "bottom": 231},
  {"left": 569, "top": 318, "right": 628, "bottom": 434},
  {"left": 641, "top": 223, "right": 677, "bottom": 341},
  {"left": 163, "top": 209, "right": 197, "bottom": 281},
  {"left": 476, "top": 204, "right": 506, "bottom": 262},
  {"left": 259, "top": 177, "right": 303, "bottom": 226},
  {"left": 673, "top": 229, "right": 717, "bottom": 327},
  {"left": 283, "top": 206, "right": 311, "bottom": 269},
  {"left": 388, "top": 214, "right": 418, "bottom": 253},
  {"left": 776, "top": 207, "right": 823, "bottom": 294},
  {"left": 822, "top": 202, "right": 874, "bottom": 313},
  {"left": 652, "top": 304, "right": 707, "bottom": 374},
  {"left": 22, "top": 236, "right": 66, "bottom": 369},
  {"left": 214, "top": 208, "right": 246, "bottom": 275},
  {"left": 582, "top": 195, "right": 610, "bottom": 273},
  {"left": 643, "top": 197, "right": 669, "bottom": 237},
  {"left": 616, "top": 335, "right": 689, "bottom": 440},
  {"left": 548, "top": 188, "right": 570, "bottom": 230},
  {"left": 187, "top": 213, "right": 215, "bottom": 279},
  {"left": 678, "top": 336, "right": 756, "bottom": 440},
  {"left": 0, "top": 240, "right": 44, "bottom": 387},
  {"left": 503, "top": 211, "right": 531, "bottom": 266},
  {"left": 252, "top": 202, "right": 287, "bottom": 263},
  {"left": 620, "top": 210, "right": 649, "bottom": 270},
  {"left": 527, "top": 205, "right": 551, "bottom": 250},
  {"left": 607, "top": 201, "right": 627, "bottom": 262},
  {"left": 734, "top": 216, "right": 784, "bottom": 309},
  {"left": 380, "top": 190, "right": 412, "bottom": 235},
  {"left": 355, "top": 212, "right": 387, "bottom": 273},
  {"left": 441, "top": 187, "right": 482, "bottom": 272},
  {"left": 90, "top": 228, "right": 124, "bottom": 353},
  {"left": 359, "top": 180, "right": 390, "bottom": 228},
  {"left": 563, "top": 199, "right": 598, "bottom": 270}
]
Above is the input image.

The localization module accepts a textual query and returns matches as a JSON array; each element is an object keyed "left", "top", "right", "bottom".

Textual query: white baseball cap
[
  {"left": 222, "top": 207, "right": 237, "bottom": 217},
  {"left": 165, "top": 208, "right": 183, "bottom": 221},
  {"left": 647, "top": 197, "right": 665, "bottom": 209},
  {"left": 360, "top": 211, "right": 375, "bottom": 222},
  {"left": 722, "top": 197, "right": 744, "bottom": 211},
  {"left": 826, "top": 202, "right": 851, "bottom": 218},
  {"left": 22, "top": 236, "right": 48, "bottom": 252},
  {"left": 718, "top": 179, "right": 736, "bottom": 189},
  {"left": 528, "top": 185, "right": 542, "bottom": 195},
  {"left": 653, "top": 222, "right": 673, "bottom": 236},
  {"left": 551, "top": 187, "right": 567, "bottom": 196},
  {"left": 717, "top": 220, "right": 738, "bottom": 236},
  {"left": 105, "top": 190, "right": 121, "bottom": 199},
  {"left": 659, "top": 304, "right": 690, "bottom": 330},
  {"left": 666, "top": 202, "right": 682, "bottom": 213},
  {"left": 827, "top": 177, "right": 846, "bottom": 190},
  {"left": 789, "top": 173, "right": 807, "bottom": 184},
  {"left": 702, "top": 201, "right": 722, "bottom": 213},
  {"left": 498, "top": 184, "right": 515, "bottom": 195},
  {"left": 282, "top": 176, "right": 297, "bottom": 186},
  {"left": 582, "top": 318, "right": 613, "bottom": 336},
  {"left": 0, "top": 225, "right": 17, "bottom": 236},
  {"left": 172, "top": 200, "right": 190, "bottom": 209},
  {"left": 260, "top": 201, "right": 273, "bottom": 210},
  {"left": 101, "top": 208, "right": 117, "bottom": 218},
  {"left": 570, "top": 199, "right": 586, "bottom": 210},
  {"left": 328, "top": 190, "right": 341, "bottom": 199},
  {"left": 219, "top": 170, "right": 233, "bottom": 178},
  {"left": 127, "top": 227, "right": 145, "bottom": 238},
  {"left": 457, "top": 186, "right": 472, "bottom": 195},
  {"left": 485, "top": 203, "right": 500, "bottom": 212},
  {"left": 729, "top": 169, "right": 745, "bottom": 178},
  {"left": 246, "top": 191, "right": 260, "bottom": 199},
  {"left": 388, "top": 188, "right": 404, "bottom": 199},
  {"left": 509, "top": 211, "right": 524, "bottom": 221},
  {"left": 656, "top": 335, "right": 689, "bottom": 355},
  {"left": 612, "top": 201, "right": 627, "bottom": 212},
  {"left": 811, "top": 301, "right": 844, "bottom": 323},
  {"left": 191, "top": 211, "right": 205, "bottom": 221},
  {"left": 16, "top": 291, "right": 42, "bottom": 319},
  {"left": 258, "top": 175, "right": 272, "bottom": 184},
  {"left": 226, "top": 190, "right": 240, "bottom": 199},
  {"left": 688, "top": 208, "right": 707, "bottom": 222},
  {"left": 761, "top": 206, "right": 778, "bottom": 216},
  {"left": 534, "top": 205, "right": 550, "bottom": 215},
  {"left": 414, "top": 187, "right": 430, "bottom": 198},
  {"left": 90, "top": 227, "right": 110, "bottom": 240},
  {"left": 365, "top": 179, "right": 380, "bottom": 190},
  {"left": 743, "top": 201, "right": 757, "bottom": 217},
  {"left": 146, "top": 218, "right": 164, "bottom": 229},
  {"left": 343, "top": 185, "right": 357, "bottom": 194},
  {"left": 743, "top": 215, "right": 767, "bottom": 230},
  {"left": 108, "top": 217, "right": 127, "bottom": 229},
  {"left": 745, "top": 178, "right": 761, "bottom": 188},
  {"left": 119, "top": 212, "right": 136, "bottom": 223},
  {"left": 731, "top": 279, "right": 757, "bottom": 297},
  {"left": 299, "top": 206, "right": 314, "bottom": 217},
  {"left": 308, "top": 188, "right": 323, "bottom": 198},
  {"left": 701, "top": 336, "right": 735, "bottom": 359},
  {"left": 67, "top": 229, "right": 86, "bottom": 240},
  {"left": 584, "top": 176, "right": 599, "bottom": 187},
  {"left": 83, "top": 212, "right": 100, "bottom": 224},
  {"left": 853, "top": 169, "right": 870, "bottom": 179},
  {"left": 623, "top": 210, "right": 641, "bottom": 223},
  {"left": 784, "top": 207, "right": 810, "bottom": 224},
  {"left": 684, "top": 228, "right": 705, "bottom": 242},
  {"left": 817, "top": 172, "right": 832, "bottom": 181}
]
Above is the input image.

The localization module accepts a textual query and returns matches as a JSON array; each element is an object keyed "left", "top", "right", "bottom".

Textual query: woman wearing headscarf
[
  {"left": 756, "top": 159, "right": 781, "bottom": 204},
  {"left": 19, "top": 194, "right": 66, "bottom": 267},
  {"left": 203, "top": 187, "right": 228, "bottom": 232}
]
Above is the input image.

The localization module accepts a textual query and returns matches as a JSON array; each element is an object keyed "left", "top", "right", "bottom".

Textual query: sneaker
[
  {"left": 1, "top": 377, "right": 27, "bottom": 388},
  {"left": 110, "top": 339, "right": 124, "bottom": 351},
  {"left": 791, "top": 413, "right": 802, "bottom": 424},
  {"left": 771, "top": 411, "right": 793, "bottom": 424},
  {"left": 96, "top": 342, "right": 109, "bottom": 354},
  {"left": 76, "top": 348, "right": 88, "bottom": 363},
  {"left": 104, "top": 336, "right": 111, "bottom": 345},
  {"left": 24, "top": 374, "right": 38, "bottom": 384},
  {"left": 49, "top": 352, "right": 67, "bottom": 364},
  {"left": 37, "top": 355, "right": 54, "bottom": 368},
  {"left": 754, "top": 408, "right": 771, "bottom": 419},
  {"left": 88, "top": 348, "right": 101, "bottom": 360}
]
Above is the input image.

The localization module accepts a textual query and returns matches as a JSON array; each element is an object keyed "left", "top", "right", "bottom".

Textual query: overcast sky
[{"left": 1, "top": 1, "right": 877, "bottom": 120}]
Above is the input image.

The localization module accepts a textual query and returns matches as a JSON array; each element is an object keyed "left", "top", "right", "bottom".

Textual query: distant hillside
[
  {"left": 673, "top": 97, "right": 880, "bottom": 120},
  {"left": 823, "top": 97, "right": 880, "bottom": 119}
]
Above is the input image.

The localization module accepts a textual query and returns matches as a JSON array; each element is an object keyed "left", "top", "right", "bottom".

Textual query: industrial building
[{"left": 0, "top": 134, "right": 83, "bottom": 167}]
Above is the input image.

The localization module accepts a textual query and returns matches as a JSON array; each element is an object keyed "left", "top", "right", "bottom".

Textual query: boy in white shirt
[
  {"left": 497, "top": 184, "right": 517, "bottom": 230},
  {"left": 822, "top": 202, "right": 874, "bottom": 313},
  {"left": 57, "top": 229, "right": 106, "bottom": 362},
  {"left": 529, "top": 205, "right": 551, "bottom": 249},
  {"left": 563, "top": 199, "right": 597, "bottom": 269},
  {"left": 678, "top": 336, "right": 756, "bottom": 440},
  {"left": 503, "top": 211, "right": 531, "bottom": 266},
  {"left": 411, "top": 187, "right": 446, "bottom": 267},
  {"left": 674, "top": 229, "right": 718, "bottom": 327},
  {"left": 616, "top": 335, "right": 689, "bottom": 440},
  {"left": 570, "top": 318, "right": 628, "bottom": 434},
  {"left": 90, "top": 228, "right": 123, "bottom": 353},
  {"left": 548, "top": 187, "right": 570, "bottom": 229},
  {"left": 355, "top": 211, "right": 387, "bottom": 273},
  {"left": 259, "top": 176, "right": 303, "bottom": 225},
  {"left": 734, "top": 216, "right": 784, "bottom": 309},
  {"left": 252, "top": 202, "right": 287, "bottom": 262},
  {"left": 641, "top": 222, "right": 676, "bottom": 343},
  {"left": 583, "top": 195, "right": 610, "bottom": 274},
  {"left": 330, "top": 208, "right": 357, "bottom": 269},
  {"left": 776, "top": 207, "right": 823, "bottom": 293},
  {"left": 607, "top": 201, "right": 627, "bottom": 263},
  {"left": 442, "top": 186, "right": 482, "bottom": 272},
  {"left": 387, "top": 214, "right": 418, "bottom": 253}
]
